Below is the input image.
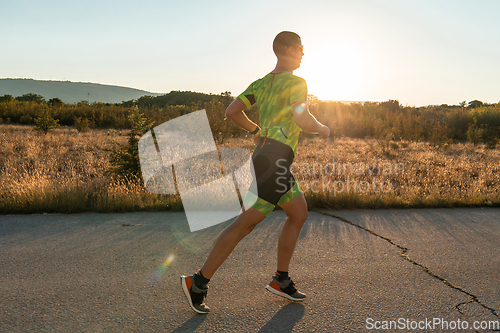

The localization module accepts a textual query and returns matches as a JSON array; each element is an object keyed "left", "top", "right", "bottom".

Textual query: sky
[{"left": 1, "top": 0, "right": 499, "bottom": 107}]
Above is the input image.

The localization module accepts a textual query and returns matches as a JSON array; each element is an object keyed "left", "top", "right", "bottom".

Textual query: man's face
[{"left": 289, "top": 41, "right": 304, "bottom": 70}]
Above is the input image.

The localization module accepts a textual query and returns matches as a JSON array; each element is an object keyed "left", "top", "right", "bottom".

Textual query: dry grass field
[
  {"left": 291, "top": 136, "right": 500, "bottom": 208},
  {"left": 0, "top": 124, "right": 179, "bottom": 214},
  {"left": 1, "top": 124, "right": 499, "bottom": 214}
]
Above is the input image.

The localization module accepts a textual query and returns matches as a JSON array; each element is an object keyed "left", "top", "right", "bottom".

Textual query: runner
[{"left": 181, "top": 31, "right": 330, "bottom": 314}]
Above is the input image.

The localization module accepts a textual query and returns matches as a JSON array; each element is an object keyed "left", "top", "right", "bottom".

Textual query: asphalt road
[{"left": 0, "top": 208, "right": 499, "bottom": 332}]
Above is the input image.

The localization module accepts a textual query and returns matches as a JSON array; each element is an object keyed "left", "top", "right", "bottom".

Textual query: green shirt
[{"left": 238, "top": 72, "right": 307, "bottom": 154}]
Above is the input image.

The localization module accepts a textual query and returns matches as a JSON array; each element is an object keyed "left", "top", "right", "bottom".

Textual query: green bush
[
  {"left": 105, "top": 107, "right": 154, "bottom": 179},
  {"left": 19, "top": 114, "right": 33, "bottom": 125},
  {"left": 33, "top": 107, "right": 60, "bottom": 135},
  {"left": 75, "top": 117, "right": 90, "bottom": 132}
]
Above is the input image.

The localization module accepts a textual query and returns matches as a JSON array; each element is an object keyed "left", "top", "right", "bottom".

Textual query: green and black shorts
[{"left": 242, "top": 137, "right": 302, "bottom": 216}]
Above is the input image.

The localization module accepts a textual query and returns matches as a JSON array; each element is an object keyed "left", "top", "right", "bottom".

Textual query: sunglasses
[{"left": 287, "top": 44, "right": 304, "bottom": 52}]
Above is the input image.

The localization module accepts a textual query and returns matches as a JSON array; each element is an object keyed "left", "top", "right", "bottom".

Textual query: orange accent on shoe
[
  {"left": 260, "top": 128, "right": 269, "bottom": 148},
  {"left": 269, "top": 281, "right": 281, "bottom": 291},
  {"left": 185, "top": 276, "right": 192, "bottom": 293}
]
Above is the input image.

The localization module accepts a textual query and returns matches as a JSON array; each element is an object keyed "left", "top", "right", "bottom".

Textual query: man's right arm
[
  {"left": 225, "top": 97, "right": 261, "bottom": 145},
  {"left": 292, "top": 102, "right": 330, "bottom": 138}
]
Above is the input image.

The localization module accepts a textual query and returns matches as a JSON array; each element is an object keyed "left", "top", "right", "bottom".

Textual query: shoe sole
[
  {"left": 265, "top": 285, "right": 305, "bottom": 302},
  {"left": 180, "top": 276, "right": 209, "bottom": 314}
]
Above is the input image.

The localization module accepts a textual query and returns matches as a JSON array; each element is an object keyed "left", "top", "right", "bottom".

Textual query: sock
[
  {"left": 276, "top": 270, "right": 289, "bottom": 282},
  {"left": 194, "top": 270, "right": 210, "bottom": 289}
]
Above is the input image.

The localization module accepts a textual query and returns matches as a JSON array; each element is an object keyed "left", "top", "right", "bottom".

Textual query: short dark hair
[{"left": 273, "top": 31, "right": 301, "bottom": 56}]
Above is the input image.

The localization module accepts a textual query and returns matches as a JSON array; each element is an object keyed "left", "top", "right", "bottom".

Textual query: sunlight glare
[{"left": 298, "top": 42, "right": 368, "bottom": 101}]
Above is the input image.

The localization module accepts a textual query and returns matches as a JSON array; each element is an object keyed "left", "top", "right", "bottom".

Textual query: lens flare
[
  {"left": 146, "top": 254, "right": 175, "bottom": 285},
  {"left": 295, "top": 102, "right": 306, "bottom": 114}
]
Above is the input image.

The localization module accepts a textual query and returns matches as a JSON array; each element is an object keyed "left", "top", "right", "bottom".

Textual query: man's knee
[
  {"left": 237, "top": 209, "right": 266, "bottom": 235},
  {"left": 242, "top": 219, "right": 260, "bottom": 235},
  {"left": 290, "top": 209, "right": 308, "bottom": 224},
  {"left": 299, "top": 210, "right": 308, "bottom": 223}
]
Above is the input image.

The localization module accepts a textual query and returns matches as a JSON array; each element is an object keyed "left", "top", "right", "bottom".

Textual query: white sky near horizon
[{"left": 1, "top": 0, "right": 499, "bottom": 107}]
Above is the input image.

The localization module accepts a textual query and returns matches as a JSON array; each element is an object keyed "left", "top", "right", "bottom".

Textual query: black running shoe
[
  {"left": 181, "top": 275, "right": 210, "bottom": 314},
  {"left": 265, "top": 275, "right": 306, "bottom": 301}
]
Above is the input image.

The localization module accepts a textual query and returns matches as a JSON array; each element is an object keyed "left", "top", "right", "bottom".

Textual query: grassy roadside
[
  {"left": 0, "top": 124, "right": 182, "bottom": 214},
  {"left": 1, "top": 124, "right": 499, "bottom": 214},
  {"left": 292, "top": 135, "right": 500, "bottom": 209}
]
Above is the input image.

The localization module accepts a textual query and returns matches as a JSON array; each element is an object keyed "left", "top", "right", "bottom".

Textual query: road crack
[{"left": 313, "top": 209, "right": 499, "bottom": 319}]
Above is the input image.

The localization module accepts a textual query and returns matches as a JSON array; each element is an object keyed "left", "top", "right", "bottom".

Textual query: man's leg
[
  {"left": 200, "top": 206, "right": 266, "bottom": 279},
  {"left": 277, "top": 193, "right": 308, "bottom": 272},
  {"left": 264, "top": 192, "right": 308, "bottom": 301},
  {"left": 182, "top": 206, "right": 267, "bottom": 314}
]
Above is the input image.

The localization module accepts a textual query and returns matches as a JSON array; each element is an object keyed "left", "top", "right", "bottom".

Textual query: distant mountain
[{"left": 0, "top": 78, "right": 160, "bottom": 104}]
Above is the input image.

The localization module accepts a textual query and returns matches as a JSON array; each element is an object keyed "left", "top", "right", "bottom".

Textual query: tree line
[
  {"left": 308, "top": 98, "right": 500, "bottom": 147},
  {"left": 1, "top": 92, "right": 499, "bottom": 147},
  {"left": 0, "top": 91, "right": 239, "bottom": 141}
]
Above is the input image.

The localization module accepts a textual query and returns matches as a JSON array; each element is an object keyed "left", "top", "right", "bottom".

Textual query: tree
[
  {"left": 19, "top": 114, "right": 33, "bottom": 125},
  {"left": 204, "top": 98, "right": 237, "bottom": 144},
  {"left": 467, "top": 122, "right": 484, "bottom": 146},
  {"left": 307, "top": 94, "right": 320, "bottom": 110},
  {"left": 16, "top": 93, "right": 45, "bottom": 103},
  {"left": 380, "top": 99, "right": 400, "bottom": 113},
  {"left": 220, "top": 91, "right": 232, "bottom": 103},
  {"left": 468, "top": 100, "right": 484, "bottom": 109},
  {"left": 105, "top": 107, "right": 154, "bottom": 179},
  {"left": 48, "top": 97, "right": 63, "bottom": 107},
  {"left": 121, "top": 99, "right": 135, "bottom": 107},
  {"left": 74, "top": 117, "right": 90, "bottom": 132},
  {"left": 33, "top": 108, "right": 60, "bottom": 135},
  {"left": 0, "top": 94, "right": 14, "bottom": 103}
]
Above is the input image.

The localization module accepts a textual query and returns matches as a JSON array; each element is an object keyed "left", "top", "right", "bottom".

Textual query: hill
[{"left": 0, "top": 78, "right": 160, "bottom": 104}]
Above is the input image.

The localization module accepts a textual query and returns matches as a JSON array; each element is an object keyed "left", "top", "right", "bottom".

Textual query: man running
[{"left": 181, "top": 31, "right": 330, "bottom": 314}]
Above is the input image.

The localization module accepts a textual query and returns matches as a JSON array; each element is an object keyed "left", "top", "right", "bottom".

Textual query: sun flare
[{"left": 297, "top": 42, "right": 368, "bottom": 101}]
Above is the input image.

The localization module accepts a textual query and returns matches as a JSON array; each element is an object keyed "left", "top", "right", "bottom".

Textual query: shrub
[
  {"left": 19, "top": 115, "right": 32, "bottom": 124},
  {"left": 105, "top": 107, "right": 153, "bottom": 179},
  {"left": 75, "top": 117, "right": 90, "bottom": 132},
  {"left": 389, "top": 142, "right": 399, "bottom": 150},
  {"left": 467, "top": 122, "right": 484, "bottom": 146},
  {"left": 33, "top": 108, "right": 60, "bottom": 135}
]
